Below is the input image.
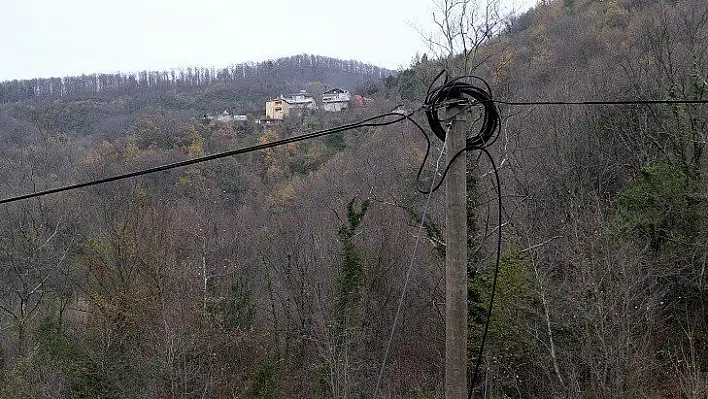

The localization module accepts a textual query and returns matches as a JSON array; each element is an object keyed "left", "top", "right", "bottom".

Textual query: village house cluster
[
  {"left": 265, "top": 88, "right": 364, "bottom": 120},
  {"left": 202, "top": 87, "right": 364, "bottom": 126}
]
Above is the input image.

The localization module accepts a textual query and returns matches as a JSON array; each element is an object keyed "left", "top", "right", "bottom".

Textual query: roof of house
[
  {"left": 283, "top": 92, "right": 315, "bottom": 102},
  {"left": 323, "top": 88, "right": 349, "bottom": 94}
]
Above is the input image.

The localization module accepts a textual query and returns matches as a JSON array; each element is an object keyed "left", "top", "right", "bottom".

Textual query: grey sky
[{"left": 1, "top": 0, "right": 537, "bottom": 81}]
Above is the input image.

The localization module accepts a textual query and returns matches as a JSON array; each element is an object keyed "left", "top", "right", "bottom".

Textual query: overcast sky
[{"left": 1, "top": 0, "right": 537, "bottom": 81}]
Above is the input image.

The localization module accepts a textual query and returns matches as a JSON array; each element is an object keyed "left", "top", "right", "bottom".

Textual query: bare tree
[
  {"left": 0, "top": 199, "right": 72, "bottom": 358},
  {"left": 418, "top": 0, "right": 509, "bottom": 74}
]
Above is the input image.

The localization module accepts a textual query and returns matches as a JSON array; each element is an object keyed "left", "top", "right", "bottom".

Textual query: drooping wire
[
  {"left": 413, "top": 78, "right": 708, "bottom": 397},
  {"left": 415, "top": 70, "right": 504, "bottom": 397},
  {"left": 468, "top": 147, "right": 502, "bottom": 399},
  {"left": 0, "top": 112, "right": 409, "bottom": 205},
  {"left": 373, "top": 118, "right": 450, "bottom": 398}
]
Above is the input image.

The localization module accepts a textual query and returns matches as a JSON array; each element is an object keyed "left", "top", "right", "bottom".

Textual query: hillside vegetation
[
  {"left": 0, "top": 54, "right": 389, "bottom": 103},
  {"left": 1, "top": 0, "right": 708, "bottom": 398}
]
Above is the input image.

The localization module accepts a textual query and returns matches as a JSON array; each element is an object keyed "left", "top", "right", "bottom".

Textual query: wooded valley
[{"left": 1, "top": 0, "right": 707, "bottom": 397}]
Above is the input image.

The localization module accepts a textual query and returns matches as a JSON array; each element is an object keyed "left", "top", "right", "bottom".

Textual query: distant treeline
[{"left": 0, "top": 54, "right": 393, "bottom": 104}]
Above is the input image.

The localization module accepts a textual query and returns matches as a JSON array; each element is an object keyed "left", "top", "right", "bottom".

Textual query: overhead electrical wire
[
  {"left": 496, "top": 99, "right": 708, "bottom": 106},
  {"left": 425, "top": 98, "right": 708, "bottom": 110},
  {"left": 1, "top": 86, "right": 705, "bottom": 206},
  {"left": 0, "top": 112, "right": 409, "bottom": 205},
  {"left": 414, "top": 79, "right": 707, "bottom": 396},
  {"left": 372, "top": 72, "right": 463, "bottom": 396}
]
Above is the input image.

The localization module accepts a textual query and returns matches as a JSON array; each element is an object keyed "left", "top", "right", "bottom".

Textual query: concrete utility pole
[{"left": 445, "top": 103, "right": 468, "bottom": 399}]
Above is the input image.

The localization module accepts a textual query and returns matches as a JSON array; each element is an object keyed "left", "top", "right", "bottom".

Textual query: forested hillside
[
  {"left": 1, "top": 0, "right": 708, "bottom": 398},
  {"left": 0, "top": 54, "right": 390, "bottom": 104}
]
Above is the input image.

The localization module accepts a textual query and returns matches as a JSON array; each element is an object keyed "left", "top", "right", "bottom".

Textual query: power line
[
  {"left": 497, "top": 99, "right": 708, "bottom": 106},
  {"left": 4, "top": 94, "right": 705, "bottom": 207},
  {"left": 0, "top": 112, "right": 408, "bottom": 206},
  {"left": 430, "top": 98, "right": 708, "bottom": 110}
]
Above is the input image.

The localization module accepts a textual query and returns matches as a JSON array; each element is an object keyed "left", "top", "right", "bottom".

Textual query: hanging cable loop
[
  {"left": 415, "top": 71, "right": 502, "bottom": 194},
  {"left": 424, "top": 73, "right": 501, "bottom": 148}
]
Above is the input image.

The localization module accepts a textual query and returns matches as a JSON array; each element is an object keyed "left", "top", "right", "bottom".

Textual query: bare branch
[
  {"left": 0, "top": 304, "right": 19, "bottom": 321},
  {"left": 521, "top": 236, "right": 565, "bottom": 253}
]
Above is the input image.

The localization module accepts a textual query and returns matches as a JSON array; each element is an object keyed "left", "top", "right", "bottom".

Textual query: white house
[
  {"left": 322, "top": 88, "right": 351, "bottom": 112},
  {"left": 216, "top": 110, "right": 234, "bottom": 123},
  {"left": 283, "top": 90, "right": 318, "bottom": 110}
]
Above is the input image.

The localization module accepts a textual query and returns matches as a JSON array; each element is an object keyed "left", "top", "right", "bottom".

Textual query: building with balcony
[
  {"left": 322, "top": 88, "right": 351, "bottom": 112},
  {"left": 265, "top": 90, "right": 317, "bottom": 119}
]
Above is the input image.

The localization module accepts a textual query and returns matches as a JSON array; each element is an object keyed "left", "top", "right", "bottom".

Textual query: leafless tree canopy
[{"left": 1, "top": 0, "right": 708, "bottom": 397}]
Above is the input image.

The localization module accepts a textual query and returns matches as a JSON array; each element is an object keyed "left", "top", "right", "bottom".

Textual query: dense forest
[
  {"left": 0, "top": 54, "right": 391, "bottom": 104},
  {"left": 1, "top": 0, "right": 708, "bottom": 398}
]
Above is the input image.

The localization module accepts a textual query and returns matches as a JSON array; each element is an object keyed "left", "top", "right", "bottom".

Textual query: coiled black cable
[
  {"left": 416, "top": 71, "right": 501, "bottom": 194},
  {"left": 425, "top": 74, "right": 500, "bottom": 146}
]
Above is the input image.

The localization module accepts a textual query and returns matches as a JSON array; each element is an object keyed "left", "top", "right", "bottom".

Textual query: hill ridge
[{"left": 0, "top": 53, "right": 395, "bottom": 104}]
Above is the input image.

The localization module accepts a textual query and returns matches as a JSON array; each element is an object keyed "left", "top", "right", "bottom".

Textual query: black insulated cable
[{"left": 416, "top": 72, "right": 501, "bottom": 194}]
